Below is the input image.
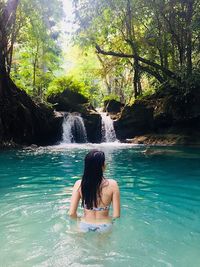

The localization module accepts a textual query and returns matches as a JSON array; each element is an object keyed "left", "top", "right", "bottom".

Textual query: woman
[{"left": 68, "top": 150, "right": 120, "bottom": 233}]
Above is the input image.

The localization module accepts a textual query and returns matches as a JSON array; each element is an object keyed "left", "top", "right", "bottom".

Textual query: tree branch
[
  {"left": 138, "top": 64, "right": 165, "bottom": 83},
  {"left": 95, "top": 44, "right": 181, "bottom": 82}
]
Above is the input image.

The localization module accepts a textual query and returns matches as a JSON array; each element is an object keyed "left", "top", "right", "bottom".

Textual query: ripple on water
[{"left": 0, "top": 146, "right": 200, "bottom": 267}]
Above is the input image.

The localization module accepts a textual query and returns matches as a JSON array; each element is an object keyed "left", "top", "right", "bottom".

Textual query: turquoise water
[{"left": 0, "top": 144, "right": 200, "bottom": 267}]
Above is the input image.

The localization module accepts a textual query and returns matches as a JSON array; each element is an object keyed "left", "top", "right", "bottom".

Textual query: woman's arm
[
  {"left": 112, "top": 180, "right": 120, "bottom": 218},
  {"left": 68, "top": 180, "right": 81, "bottom": 219}
]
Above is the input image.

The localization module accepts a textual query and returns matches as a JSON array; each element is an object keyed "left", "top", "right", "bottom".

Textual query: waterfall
[
  {"left": 61, "top": 113, "right": 87, "bottom": 143},
  {"left": 100, "top": 112, "right": 117, "bottom": 142}
]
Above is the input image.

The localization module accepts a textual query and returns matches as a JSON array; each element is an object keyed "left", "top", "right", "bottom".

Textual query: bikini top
[{"left": 84, "top": 205, "right": 110, "bottom": 211}]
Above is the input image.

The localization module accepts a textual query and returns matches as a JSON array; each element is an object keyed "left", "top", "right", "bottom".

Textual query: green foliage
[
  {"left": 46, "top": 76, "right": 90, "bottom": 98},
  {"left": 137, "top": 88, "right": 156, "bottom": 100},
  {"left": 10, "top": 0, "right": 63, "bottom": 101},
  {"left": 63, "top": 45, "right": 103, "bottom": 106},
  {"left": 103, "top": 94, "right": 120, "bottom": 102},
  {"left": 73, "top": 0, "right": 200, "bottom": 99},
  {"left": 3, "top": 0, "right": 200, "bottom": 108},
  {"left": 185, "top": 70, "right": 200, "bottom": 89}
]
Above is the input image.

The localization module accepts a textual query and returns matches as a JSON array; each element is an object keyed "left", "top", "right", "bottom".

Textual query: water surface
[{"left": 0, "top": 144, "right": 200, "bottom": 267}]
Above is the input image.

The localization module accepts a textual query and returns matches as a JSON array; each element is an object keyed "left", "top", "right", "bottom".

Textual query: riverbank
[
  {"left": 113, "top": 85, "right": 200, "bottom": 144},
  {"left": 0, "top": 141, "right": 21, "bottom": 150},
  {"left": 1, "top": 79, "right": 200, "bottom": 149},
  {"left": 126, "top": 133, "right": 200, "bottom": 146}
]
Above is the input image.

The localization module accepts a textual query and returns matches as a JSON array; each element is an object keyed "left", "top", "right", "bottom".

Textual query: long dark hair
[{"left": 81, "top": 150, "right": 105, "bottom": 209}]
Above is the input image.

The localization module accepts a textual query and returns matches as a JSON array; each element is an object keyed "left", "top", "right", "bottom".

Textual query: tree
[
  {"left": 11, "top": 0, "right": 63, "bottom": 100},
  {"left": 73, "top": 0, "right": 200, "bottom": 98},
  {"left": 0, "top": 0, "right": 63, "bottom": 145},
  {"left": 97, "top": 54, "right": 133, "bottom": 103},
  {"left": 0, "top": 0, "right": 19, "bottom": 81}
]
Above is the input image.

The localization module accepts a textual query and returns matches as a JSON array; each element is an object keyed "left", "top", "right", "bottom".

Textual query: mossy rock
[
  {"left": 48, "top": 89, "right": 89, "bottom": 112},
  {"left": 103, "top": 99, "right": 124, "bottom": 114},
  {"left": 114, "top": 103, "right": 154, "bottom": 140}
]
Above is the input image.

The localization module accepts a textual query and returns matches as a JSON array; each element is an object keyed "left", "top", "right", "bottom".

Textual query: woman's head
[
  {"left": 81, "top": 150, "right": 105, "bottom": 209},
  {"left": 84, "top": 150, "right": 105, "bottom": 174}
]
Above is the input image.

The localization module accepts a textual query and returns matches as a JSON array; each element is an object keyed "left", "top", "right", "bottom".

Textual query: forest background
[{"left": 1, "top": 0, "right": 200, "bottom": 109}]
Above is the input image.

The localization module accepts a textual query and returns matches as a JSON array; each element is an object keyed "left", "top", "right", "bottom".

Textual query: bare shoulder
[
  {"left": 74, "top": 179, "right": 81, "bottom": 188},
  {"left": 107, "top": 179, "right": 119, "bottom": 187}
]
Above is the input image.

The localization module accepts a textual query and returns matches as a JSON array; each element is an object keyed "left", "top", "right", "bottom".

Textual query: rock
[
  {"left": 126, "top": 133, "right": 200, "bottom": 146},
  {"left": 104, "top": 99, "right": 124, "bottom": 114},
  {"left": 146, "top": 87, "right": 200, "bottom": 131},
  {"left": 35, "top": 111, "right": 63, "bottom": 145},
  {"left": 29, "top": 144, "right": 38, "bottom": 149},
  {"left": 48, "top": 89, "right": 88, "bottom": 112},
  {"left": 0, "top": 140, "right": 22, "bottom": 149},
  {"left": 48, "top": 89, "right": 102, "bottom": 143},
  {"left": 114, "top": 103, "right": 154, "bottom": 140},
  {"left": 0, "top": 77, "right": 63, "bottom": 147},
  {"left": 82, "top": 110, "right": 102, "bottom": 143},
  {"left": 114, "top": 85, "right": 200, "bottom": 142}
]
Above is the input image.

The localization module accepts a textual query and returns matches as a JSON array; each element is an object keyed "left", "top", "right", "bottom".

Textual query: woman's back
[
  {"left": 78, "top": 178, "right": 119, "bottom": 222},
  {"left": 68, "top": 150, "right": 120, "bottom": 232}
]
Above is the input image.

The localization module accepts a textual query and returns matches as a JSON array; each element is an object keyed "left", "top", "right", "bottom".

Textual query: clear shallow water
[{"left": 0, "top": 144, "right": 200, "bottom": 267}]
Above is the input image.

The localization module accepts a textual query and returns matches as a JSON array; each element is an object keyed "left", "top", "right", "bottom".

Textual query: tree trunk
[
  {"left": 126, "top": 0, "right": 142, "bottom": 98},
  {"left": 33, "top": 41, "right": 39, "bottom": 96},
  {"left": 171, "top": 35, "right": 176, "bottom": 71},
  {"left": 0, "top": 46, "right": 11, "bottom": 99},
  {"left": 163, "top": 33, "right": 168, "bottom": 69},
  {"left": 133, "top": 59, "right": 141, "bottom": 97},
  {"left": 186, "top": 1, "right": 193, "bottom": 76}
]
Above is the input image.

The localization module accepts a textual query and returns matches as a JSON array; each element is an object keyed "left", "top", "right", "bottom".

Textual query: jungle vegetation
[{"left": 1, "top": 0, "right": 200, "bottom": 107}]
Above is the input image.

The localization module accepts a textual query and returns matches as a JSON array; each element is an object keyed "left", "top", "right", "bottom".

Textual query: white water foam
[
  {"left": 62, "top": 113, "right": 87, "bottom": 143},
  {"left": 100, "top": 112, "right": 118, "bottom": 143}
]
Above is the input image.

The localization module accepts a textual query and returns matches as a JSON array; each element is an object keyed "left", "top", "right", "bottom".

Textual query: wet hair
[{"left": 81, "top": 150, "right": 105, "bottom": 209}]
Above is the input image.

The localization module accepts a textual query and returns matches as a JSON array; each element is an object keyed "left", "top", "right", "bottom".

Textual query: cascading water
[
  {"left": 100, "top": 112, "right": 118, "bottom": 142},
  {"left": 61, "top": 113, "right": 87, "bottom": 143}
]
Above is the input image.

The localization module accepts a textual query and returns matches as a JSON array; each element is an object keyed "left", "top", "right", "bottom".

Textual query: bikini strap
[{"left": 84, "top": 205, "right": 110, "bottom": 211}]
